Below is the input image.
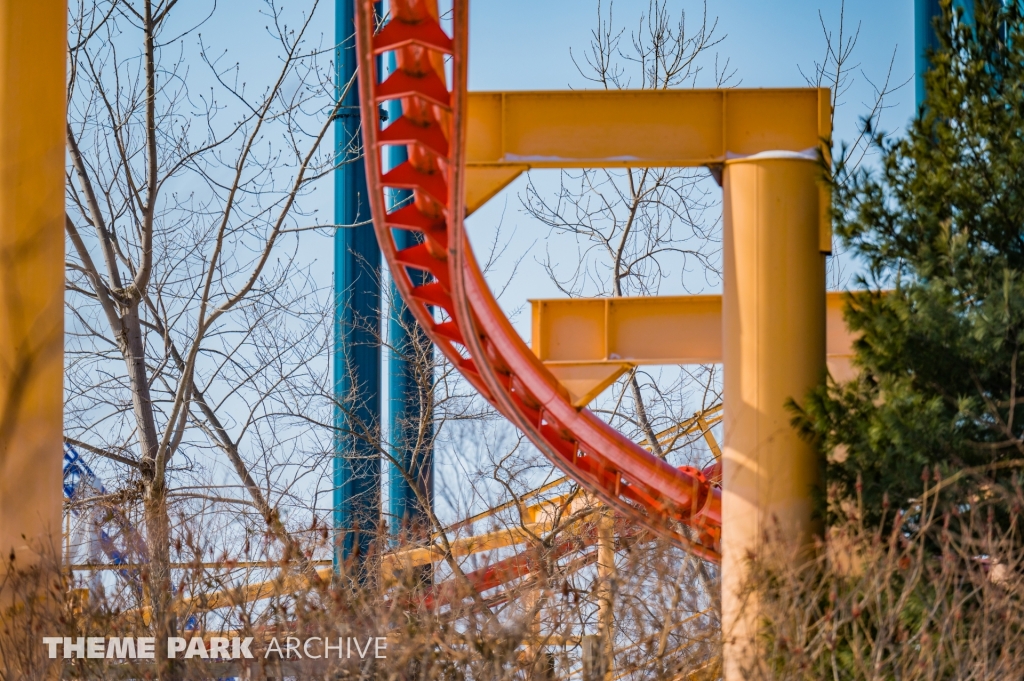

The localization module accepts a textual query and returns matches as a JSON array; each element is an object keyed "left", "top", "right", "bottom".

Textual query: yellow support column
[
  {"left": 0, "top": 1, "right": 66, "bottom": 570},
  {"left": 595, "top": 511, "right": 615, "bottom": 681},
  {"left": 721, "top": 154, "right": 826, "bottom": 680}
]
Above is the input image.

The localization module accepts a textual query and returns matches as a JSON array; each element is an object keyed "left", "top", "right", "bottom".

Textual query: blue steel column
[
  {"left": 385, "top": 55, "right": 434, "bottom": 545},
  {"left": 334, "top": 0, "right": 382, "bottom": 569},
  {"left": 916, "top": 0, "right": 975, "bottom": 108},
  {"left": 387, "top": 183, "right": 435, "bottom": 543}
]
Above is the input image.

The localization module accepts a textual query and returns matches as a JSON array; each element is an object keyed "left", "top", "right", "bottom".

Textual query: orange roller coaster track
[{"left": 353, "top": 0, "right": 722, "bottom": 561}]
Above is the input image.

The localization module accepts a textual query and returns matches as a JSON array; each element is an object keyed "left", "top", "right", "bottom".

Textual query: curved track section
[{"left": 354, "top": 0, "right": 721, "bottom": 561}]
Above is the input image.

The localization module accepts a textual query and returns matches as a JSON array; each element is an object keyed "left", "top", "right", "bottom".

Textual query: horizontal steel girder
[
  {"left": 465, "top": 89, "right": 831, "bottom": 227},
  {"left": 531, "top": 291, "right": 857, "bottom": 406}
]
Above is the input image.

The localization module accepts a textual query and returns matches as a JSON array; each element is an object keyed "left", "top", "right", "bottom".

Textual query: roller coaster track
[{"left": 354, "top": 0, "right": 721, "bottom": 561}]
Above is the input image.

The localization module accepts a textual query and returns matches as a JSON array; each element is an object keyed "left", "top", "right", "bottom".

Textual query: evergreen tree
[{"left": 799, "top": 0, "right": 1024, "bottom": 525}]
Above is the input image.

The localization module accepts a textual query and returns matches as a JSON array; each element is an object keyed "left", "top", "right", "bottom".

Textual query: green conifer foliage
[{"left": 798, "top": 0, "right": 1024, "bottom": 524}]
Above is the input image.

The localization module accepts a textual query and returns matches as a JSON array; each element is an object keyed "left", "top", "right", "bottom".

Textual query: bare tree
[
  {"left": 798, "top": 0, "right": 910, "bottom": 289},
  {"left": 63, "top": 0, "right": 340, "bottom": 673},
  {"left": 799, "top": 0, "right": 909, "bottom": 176}
]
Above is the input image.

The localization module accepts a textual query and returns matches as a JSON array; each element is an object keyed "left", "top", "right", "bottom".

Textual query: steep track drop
[{"left": 354, "top": 0, "right": 721, "bottom": 561}]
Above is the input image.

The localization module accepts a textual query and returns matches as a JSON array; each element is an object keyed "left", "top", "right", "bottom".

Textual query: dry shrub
[
  {"left": 747, "top": 473, "right": 1024, "bottom": 680},
  {"left": 0, "top": 506, "right": 720, "bottom": 680}
]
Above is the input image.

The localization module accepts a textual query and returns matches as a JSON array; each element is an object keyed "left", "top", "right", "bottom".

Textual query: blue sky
[{"left": 468, "top": 1, "right": 916, "bottom": 137}]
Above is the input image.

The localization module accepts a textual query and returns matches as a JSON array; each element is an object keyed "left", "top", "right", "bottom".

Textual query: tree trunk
[
  {"left": 144, "top": 481, "right": 177, "bottom": 680},
  {"left": 121, "top": 301, "right": 177, "bottom": 678}
]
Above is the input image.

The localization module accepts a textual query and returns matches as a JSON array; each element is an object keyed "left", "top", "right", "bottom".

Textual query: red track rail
[{"left": 354, "top": 0, "right": 721, "bottom": 562}]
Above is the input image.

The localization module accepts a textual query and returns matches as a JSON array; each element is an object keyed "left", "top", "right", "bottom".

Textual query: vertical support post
[
  {"left": 580, "top": 635, "right": 601, "bottom": 681},
  {"left": 916, "top": 0, "right": 975, "bottom": 108},
  {"left": 595, "top": 511, "right": 615, "bottom": 681},
  {"left": 387, "top": 230, "right": 434, "bottom": 543},
  {"left": 915, "top": 0, "right": 943, "bottom": 109},
  {"left": 334, "top": 0, "right": 382, "bottom": 571},
  {"left": 0, "top": 0, "right": 66, "bottom": 570},
  {"left": 720, "top": 156, "right": 826, "bottom": 680},
  {"left": 520, "top": 583, "right": 547, "bottom": 677}
]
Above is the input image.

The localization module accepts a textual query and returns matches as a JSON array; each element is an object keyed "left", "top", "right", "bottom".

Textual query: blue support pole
[
  {"left": 334, "top": 0, "right": 382, "bottom": 571},
  {"left": 385, "top": 54, "right": 434, "bottom": 546},
  {"left": 387, "top": 202, "right": 434, "bottom": 544},
  {"left": 916, "top": 0, "right": 975, "bottom": 108},
  {"left": 915, "top": 0, "right": 942, "bottom": 109}
]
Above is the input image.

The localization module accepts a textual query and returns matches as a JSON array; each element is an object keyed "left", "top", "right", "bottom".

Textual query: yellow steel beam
[
  {"left": 695, "top": 412, "right": 723, "bottom": 462},
  {"left": 532, "top": 295, "right": 724, "bottom": 365},
  {"left": 466, "top": 89, "right": 831, "bottom": 227},
  {"left": 385, "top": 491, "right": 589, "bottom": 578},
  {"left": 140, "top": 566, "right": 337, "bottom": 623},
  {"left": 468, "top": 89, "right": 829, "bottom": 168},
  {"left": 531, "top": 293, "right": 857, "bottom": 405},
  {"left": 826, "top": 292, "right": 857, "bottom": 382},
  {"left": 637, "top": 403, "right": 724, "bottom": 461},
  {"left": 383, "top": 519, "right": 556, "bottom": 582},
  {"left": 544, "top": 364, "right": 631, "bottom": 408},
  {"left": 0, "top": 0, "right": 66, "bottom": 570},
  {"left": 638, "top": 404, "right": 722, "bottom": 453}
]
